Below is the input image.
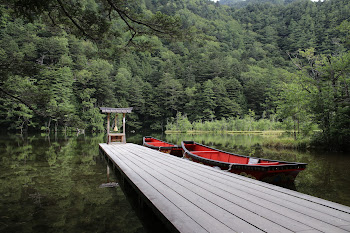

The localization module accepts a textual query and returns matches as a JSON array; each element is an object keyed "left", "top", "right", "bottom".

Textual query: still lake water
[{"left": 1, "top": 132, "right": 350, "bottom": 232}]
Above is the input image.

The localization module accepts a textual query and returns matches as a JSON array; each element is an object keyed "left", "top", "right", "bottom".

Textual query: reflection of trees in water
[
  {"left": 0, "top": 133, "right": 144, "bottom": 232},
  {"left": 28, "top": 192, "right": 44, "bottom": 206},
  {"left": 295, "top": 152, "right": 350, "bottom": 207}
]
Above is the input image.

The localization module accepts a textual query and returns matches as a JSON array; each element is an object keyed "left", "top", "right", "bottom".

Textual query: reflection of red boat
[
  {"left": 182, "top": 141, "right": 307, "bottom": 184},
  {"left": 143, "top": 136, "right": 183, "bottom": 157}
]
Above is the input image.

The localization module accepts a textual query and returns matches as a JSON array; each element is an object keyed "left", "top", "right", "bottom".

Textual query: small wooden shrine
[{"left": 100, "top": 107, "right": 133, "bottom": 144}]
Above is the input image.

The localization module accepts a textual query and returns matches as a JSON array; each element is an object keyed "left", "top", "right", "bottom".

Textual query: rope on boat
[
  {"left": 226, "top": 163, "right": 233, "bottom": 172},
  {"left": 182, "top": 153, "right": 190, "bottom": 160}
]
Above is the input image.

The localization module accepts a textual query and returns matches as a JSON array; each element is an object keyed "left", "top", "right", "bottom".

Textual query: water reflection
[
  {"left": 99, "top": 164, "right": 119, "bottom": 188},
  {"left": 0, "top": 133, "right": 145, "bottom": 233}
]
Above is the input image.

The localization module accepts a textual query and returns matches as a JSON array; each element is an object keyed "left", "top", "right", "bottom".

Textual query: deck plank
[
  {"left": 339, "top": 225, "right": 350, "bottom": 231},
  {"left": 102, "top": 146, "right": 207, "bottom": 233},
  {"left": 103, "top": 145, "right": 251, "bottom": 232},
  {"left": 128, "top": 144, "right": 350, "bottom": 223},
  {"left": 106, "top": 145, "right": 264, "bottom": 232},
  {"left": 114, "top": 145, "right": 306, "bottom": 232},
  {"left": 122, "top": 144, "right": 350, "bottom": 232},
  {"left": 99, "top": 143, "right": 350, "bottom": 233}
]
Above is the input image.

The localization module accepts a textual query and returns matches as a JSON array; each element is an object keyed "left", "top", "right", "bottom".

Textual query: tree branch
[
  {"left": 105, "top": 0, "right": 177, "bottom": 46},
  {"left": 56, "top": 0, "right": 95, "bottom": 40},
  {"left": 106, "top": 0, "right": 166, "bottom": 34},
  {"left": 104, "top": 0, "right": 138, "bottom": 46},
  {"left": 0, "top": 87, "right": 46, "bottom": 117},
  {"left": 48, "top": 11, "right": 57, "bottom": 26},
  {"left": 287, "top": 52, "right": 302, "bottom": 70}
]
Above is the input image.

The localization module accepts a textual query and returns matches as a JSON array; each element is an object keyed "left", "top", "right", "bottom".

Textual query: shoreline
[
  {"left": 165, "top": 130, "right": 286, "bottom": 135},
  {"left": 165, "top": 130, "right": 311, "bottom": 150}
]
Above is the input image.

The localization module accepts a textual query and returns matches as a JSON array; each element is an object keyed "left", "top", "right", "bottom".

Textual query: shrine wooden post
[{"left": 100, "top": 107, "right": 133, "bottom": 144}]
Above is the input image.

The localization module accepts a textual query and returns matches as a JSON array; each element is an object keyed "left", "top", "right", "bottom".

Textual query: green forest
[{"left": 0, "top": 0, "right": 349, "bottom": 151}]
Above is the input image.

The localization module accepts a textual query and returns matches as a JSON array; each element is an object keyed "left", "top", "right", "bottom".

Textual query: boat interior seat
[
  {"left": 149, "top": 142, "right": 173, "bottom": 146},
  {"left": 251, "top": 162, "right": 280, "bottom": 166},
  {"left": 192, "top": 151, "right": 249, "bottom": 164},
  {"left": 248, "top": 158, "right": 259, "bottom": 164}
]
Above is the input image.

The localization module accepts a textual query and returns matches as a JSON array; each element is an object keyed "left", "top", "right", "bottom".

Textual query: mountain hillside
[
  {"left": 220, "top": 0, "right": 297, "bottom": 7},
  {"left": 1, "top": 0, "right": 349, "bottom": 150}
]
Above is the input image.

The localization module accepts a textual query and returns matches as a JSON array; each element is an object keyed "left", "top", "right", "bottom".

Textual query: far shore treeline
[{"left": 0, "top": 0, "right": 349, "bottom": 151}]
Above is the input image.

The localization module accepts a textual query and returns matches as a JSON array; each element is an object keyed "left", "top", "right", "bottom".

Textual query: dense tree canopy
[{"left": 0, "top": 0, "right": 349, "bottom": 150}]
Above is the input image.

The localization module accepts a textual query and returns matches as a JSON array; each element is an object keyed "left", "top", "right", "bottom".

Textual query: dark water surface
[
  {"left": 1, "top": 133, "right": 350, "bottom": 233},
  {"left": 0, "top": 133, "right": 145, "bottom": 233}
]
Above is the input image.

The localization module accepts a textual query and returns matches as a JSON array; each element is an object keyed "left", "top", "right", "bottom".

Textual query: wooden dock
[{"left": 99, "top": 143, "right": 350, "bottom": 233}]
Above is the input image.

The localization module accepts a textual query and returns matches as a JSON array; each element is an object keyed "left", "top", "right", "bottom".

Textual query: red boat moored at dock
[
  {"left": 143, "top": 136, "right": 183, "bottom": 157},
  {"left": 182, "top": 141, "right": 307, "bottom": 185}
]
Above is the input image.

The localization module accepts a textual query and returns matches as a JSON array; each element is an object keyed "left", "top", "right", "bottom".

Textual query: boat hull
[
  {"left": 183, "top": 154, "right": 301, "bottom": 183},
  {"left": 182, "top": 141, "right": 306, "bottom": 185}
]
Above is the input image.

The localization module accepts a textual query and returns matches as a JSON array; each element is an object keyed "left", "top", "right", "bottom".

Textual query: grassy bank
[
  {"left": 165, "top": 130, "right": 312, "bottom": 150},
  {"left": 166, "top": 113, "right": 318, "bottom": 134},
  {"left": 165, "top": 113, "right": 317, "bottom": 150},
  {"left": 261, "top": 136, "right": 311, "bottom": 150},
  {"left": 165, "top": 130, "right": 285, "bottom": 135},
  {"left": 166, "top": 114, "right": 285, "bottom": 132}
]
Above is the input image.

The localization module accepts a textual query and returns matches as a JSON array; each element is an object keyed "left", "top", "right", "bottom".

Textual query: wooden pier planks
[{"left": 99, "top": 143, "right": 350, "bottom": 233}]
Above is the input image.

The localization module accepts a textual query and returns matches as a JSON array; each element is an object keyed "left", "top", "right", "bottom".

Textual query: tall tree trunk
[
  {"left": 47, "top": 118, "right": 51, "bottom": 133},
  {"left": 293, "top": 116, "right": 297, "bottom": 140},
  {"left": 297, "top": 118, "right": 300, "bottom": 138}
]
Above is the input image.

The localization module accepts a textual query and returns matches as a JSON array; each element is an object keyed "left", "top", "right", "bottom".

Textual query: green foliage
[
  {"left": 166, "top": 112, "right": 192, "bottom": 132},
  {"left": 0, "top": 75, "right": 37, "bottom": 131},
  {"left": 285, "top": 47, "right": 350, "bottom": 150},
  {"left": 276, "top": 77, "right": 315, "bottom": 137},
  {"left": 38, "top": 67, "right": 75, "bottom": 124},
  {"left": 262, "top": 136, "right": 310, "bottom": 150},
  {"left": 79, "top": 88, "right": 104, "bottom": 132},
  {"left": 1, "top": 0, "right": 350, "bottom": 151},
  {"left": 166, "top": 111, "right": 284, "bottom": 133}
]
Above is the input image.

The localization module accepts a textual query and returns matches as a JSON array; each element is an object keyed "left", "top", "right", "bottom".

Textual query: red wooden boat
[
  {"left": 143, "top": 136, "right": 183, "bottom": 157},
  {"left": 182, "top": 141, "right": 307, "bottom": 184}
]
